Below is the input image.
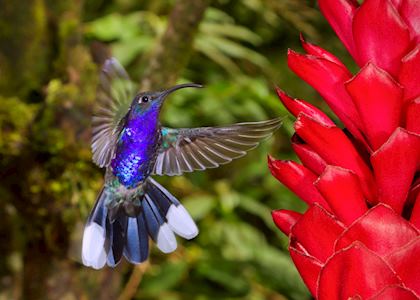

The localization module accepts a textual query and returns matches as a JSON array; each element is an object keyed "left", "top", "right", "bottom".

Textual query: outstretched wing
[
  {"left": 153, "top": 118, "right": 282, "bottom": 176},
  {"left": 91, "top": 58, "right": 137, "bottom": 168}
]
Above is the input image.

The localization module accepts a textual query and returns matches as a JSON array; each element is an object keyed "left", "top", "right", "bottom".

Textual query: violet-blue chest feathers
[{"left": 111, "top": 97, "right": 161, "bottom": 188}]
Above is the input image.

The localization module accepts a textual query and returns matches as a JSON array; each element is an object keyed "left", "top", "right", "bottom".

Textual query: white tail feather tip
[
  {"left": 156, "top": 223, "right": 177, "bottom": 253},
  {"left": 82, "top": 223, "right": 107, "bottom": 269},
  {"left": 167, "top": 204, "right": 199, "bottom": 240}
]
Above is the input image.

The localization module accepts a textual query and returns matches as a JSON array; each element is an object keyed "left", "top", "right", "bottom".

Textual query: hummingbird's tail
[{"left": 81, "top": 178, "right": 198, "bottom": 269}]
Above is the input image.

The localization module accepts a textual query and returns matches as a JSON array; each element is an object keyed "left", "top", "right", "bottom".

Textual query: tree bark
[
  {"left": 0, "top": 0, "right": 50, "bottom": 98},
  {"left": 140, "top": 0, "right": 210, "bottom": 91}
]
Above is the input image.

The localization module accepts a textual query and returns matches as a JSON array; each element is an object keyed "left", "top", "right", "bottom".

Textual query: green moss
[
  {"left": 0, "top": 97, "right": 38, "bottom": 155},
  {"left": 0, "top": 0, "right": 49, "bottom": 98}
]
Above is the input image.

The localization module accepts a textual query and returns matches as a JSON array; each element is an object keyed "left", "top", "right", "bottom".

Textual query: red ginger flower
[{"left": 269, "top": 0, "right": 420, "bottom": 298}]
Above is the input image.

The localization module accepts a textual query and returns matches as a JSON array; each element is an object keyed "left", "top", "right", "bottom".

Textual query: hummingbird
[{"left": 82, "top": 58, "right": 282, "bottom": 269}]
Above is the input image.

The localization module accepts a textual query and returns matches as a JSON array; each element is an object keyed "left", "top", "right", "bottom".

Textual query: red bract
[{"left": 270, "top": 0, "right": 420, "bottom": 298}]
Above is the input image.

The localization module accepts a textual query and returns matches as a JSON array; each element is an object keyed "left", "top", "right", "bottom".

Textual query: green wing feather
[{"left": 153, "top": 118, "right": 282, "bottom": 176}]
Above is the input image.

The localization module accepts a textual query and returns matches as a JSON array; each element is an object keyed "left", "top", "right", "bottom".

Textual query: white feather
[
  {"left": 167, "top": 204, "right": 198, "bottom": 239},
  {"left": 156, "top": 223, "right": 177, "bottom": 253},
  {"left": 82, "top": 222, "right": 107, "bottom": 269}
]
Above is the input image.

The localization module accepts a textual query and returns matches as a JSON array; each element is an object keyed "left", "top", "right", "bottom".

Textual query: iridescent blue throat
[{"left": 111, "top": 104, "right": 161, "bottom": 188}]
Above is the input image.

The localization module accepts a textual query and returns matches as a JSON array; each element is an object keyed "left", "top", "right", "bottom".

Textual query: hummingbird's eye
[{"left": 140, "top": 96, "right": 149, "bottom": 103}]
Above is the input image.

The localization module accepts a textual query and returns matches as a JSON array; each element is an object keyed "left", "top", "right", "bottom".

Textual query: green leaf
[
  {"left": 195, "top": 38, "right": 241, "bottom": 74},
  {"left": 141, "top": 261, "right": 188, "bottom": 296},
  {"left": 196, "top": 258, "right": 250, "bottom": 295},
  {"left": 182, "top": 194, "right": 216, "bottom": 220},
  {"left": 255, "top": 246, "right": 311, "bottom": 300},
  {"left": 203, "top": 36, "right": 269, "bottom": 68},
  {"left": 238, "top": 195, "right": 277, "bottom": 231},
  {"left": 221, "top": 222, "right": 266, "bottom": 260},
  {"left": 200, "top": 23, "right": 262, "bottom": 45},
  {"left": 84, "top": 13, "right": 139, "bottom": 41},
  {"left": 112, "top": 36, "right": 154, "bottom": 65}
]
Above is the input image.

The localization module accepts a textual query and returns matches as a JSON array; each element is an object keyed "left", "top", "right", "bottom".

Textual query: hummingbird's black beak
[{"left": 158, "top": 83, "right": 203, "bottom": 103}]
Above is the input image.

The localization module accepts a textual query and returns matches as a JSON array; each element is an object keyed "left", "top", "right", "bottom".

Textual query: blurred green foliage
[{"left": 0, "top": 0, "right": 353, "bottom": 299}]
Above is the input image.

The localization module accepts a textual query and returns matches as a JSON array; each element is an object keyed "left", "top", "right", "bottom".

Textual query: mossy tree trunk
[
  {"left": 140, "top": 0, "right": 209, "bottom": 91},
  {"left": 0, "top": 0, "right": 50, "bottom": 98},
  {"left": 1, "top": 0, "right": 104, "bottom": 299}
]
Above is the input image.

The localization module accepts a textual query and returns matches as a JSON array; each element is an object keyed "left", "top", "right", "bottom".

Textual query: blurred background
[{"left": 0, "top": 0, "right": 353, "bottom": 299}]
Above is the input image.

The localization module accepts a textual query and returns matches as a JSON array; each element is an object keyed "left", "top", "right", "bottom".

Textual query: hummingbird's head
[{"left": 130, "top": 83, "right": 203, "bottom": 116}]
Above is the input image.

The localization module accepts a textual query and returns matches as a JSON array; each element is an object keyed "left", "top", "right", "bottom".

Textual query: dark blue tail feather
[
  {"left": 124, "top": 215, "right": 149, "bottom": 264},
  {"left": 82, "top": 178, "right": 198, "bottom": 268}
]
